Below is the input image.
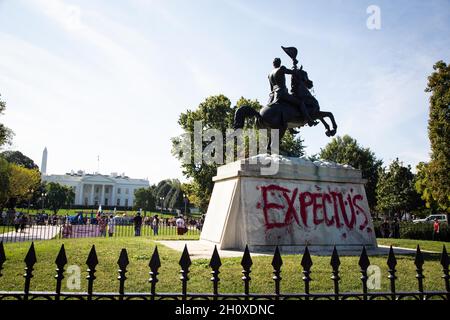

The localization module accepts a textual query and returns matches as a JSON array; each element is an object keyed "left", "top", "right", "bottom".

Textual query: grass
[
  {"left": 377, "top": 238, "right": 449, "bottom": 253},
  {"left": 0, "top": 237, "right": 448, "bottom": 295}
]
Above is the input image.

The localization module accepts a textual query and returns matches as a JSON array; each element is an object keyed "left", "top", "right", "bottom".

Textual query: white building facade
[{"left": 43, "top": 172, "right": 149, "bottom": 208}]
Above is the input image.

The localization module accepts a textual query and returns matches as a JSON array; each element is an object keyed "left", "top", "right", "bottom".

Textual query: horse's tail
[{"left": 233, "top": 105, "right": 262, "bottom": 129}]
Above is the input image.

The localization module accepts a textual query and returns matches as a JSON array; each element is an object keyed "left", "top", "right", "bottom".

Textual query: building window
[
  {"left": 125, "top": 199, "right": 129, "bottom": 207},
  {"left": 105, "top": 198, "right": 108, "bottom": 206},
  {"left": 105, "top": 188, "right": 109, "bottom": 194},
  {"left": 117, "top": 188, "right": 121, "bottom": 194},
  {"left": 125, "top": 188, "right": 129, "bottom": 195},
  {"left": 117, "top": 199, "right": 120, "bottom": 206},
  {"left": 96, "top": 187, "right": 100, "bottom": 193}
]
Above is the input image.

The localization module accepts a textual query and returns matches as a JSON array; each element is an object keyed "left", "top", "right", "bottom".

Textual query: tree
[
  {"left": 319, "top": 135, "right": 383, "bottom": 210},
  {"left": 376, "top": 158, "right": 423, "bottom": 217},
  {"left": 424, "top": 61, "right": 450, "bottom": 214},
  {"left": 7, "top": 164, "right": 41, "bottom": 209},
  {"left": 0, "top": 151, "right": 39, "bottom": 170},
  {"left": 172, "top": 95, "right": 305, "bottom": 213},
  {"left": 0, "top": 157, "right": 10, "bottom": 210},
  {"left": 45, "top": 182, "right": 75, "bottom": 214},
  {"left": 134, "top": 187, "right": 156, "bottom": 212},
  {"left": 154, "top": 179, "right": 184, "bottom": 211},
  {"left": 0, "top": 94, "right": 13, "bottom": 148},
  {"left": 415, "top": 162, "right": 438, "bottom": 213}
]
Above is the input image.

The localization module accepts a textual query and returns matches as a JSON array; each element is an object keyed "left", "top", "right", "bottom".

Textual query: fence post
[
  {"left": 117, "top": 248, "right": 129, "bottom": 300},
  {"left": 414, "top": 245, "right": 425, "bottom": 300},
  {"left": 23, "top": 242, "right": 37, "bottom": 301},
  {"left": 0, "top": 241, "right": 5, "bottom": 278},
  {"left": 241, "top": 245, "right": 253, "bottom": 300},
  {"left": 330, "top": 246, "right": 341, "bottom": 300},
  {"left": 86, "top": 245, "right": 98, "bottom": 301},
  {"left": 358, "top": 246, "right": 370, "bottom": 300},
  {"left": 387, "top": 246, "right": 397, "bottom": 301},
  {"left": 179, "top": 244, "right": 191, "bottom": 299},
  {"left": 271, "top": 246, "right": 283, "bottom": 299},
  {"left": 54, "top": 244, "right": 68, "bottom": 301},
  {"left": 301, "top": 246, "right": 313, "bottom": 301},
  {"left": 209, "top": 245, "right": 222, "bottom": 300},
  {"left": 440, "top": 245, "right": 449, "bottom": 300},
  {"left": 149, "top": 246, "right": 161, "bottom": 300}
]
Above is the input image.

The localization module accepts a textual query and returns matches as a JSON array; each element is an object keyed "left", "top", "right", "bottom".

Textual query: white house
[{"left": 40, "top": 148, "right": 149, "bottom": 207}]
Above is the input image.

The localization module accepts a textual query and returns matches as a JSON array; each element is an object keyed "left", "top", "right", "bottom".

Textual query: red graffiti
[{"left": 260, "top": 184, "right": 370, "bottom": 232}]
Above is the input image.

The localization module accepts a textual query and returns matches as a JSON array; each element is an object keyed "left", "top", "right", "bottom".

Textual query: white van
[{"left": 413, "top": 214, "right": 448, "bottom": 224}]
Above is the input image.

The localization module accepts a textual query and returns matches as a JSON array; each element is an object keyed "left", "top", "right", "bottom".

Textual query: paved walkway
[
  {"left": 0, "top": 225, "right": 61, "bottom": 243},
  {"left": 156, "top": 240, "right": 429, "bottom": 259}
]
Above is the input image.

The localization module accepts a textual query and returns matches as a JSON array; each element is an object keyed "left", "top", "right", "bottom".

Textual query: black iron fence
[
  {"left": 0, "top": 241, "right": 448, "bottom": 301},
  {"left": 0, "top": 219, "right": 200, "bottom": 243}
]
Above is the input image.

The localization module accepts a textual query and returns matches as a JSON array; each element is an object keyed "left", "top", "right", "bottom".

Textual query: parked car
[{"left": 413, "top": 214, "right": 448, "bottom": 224}]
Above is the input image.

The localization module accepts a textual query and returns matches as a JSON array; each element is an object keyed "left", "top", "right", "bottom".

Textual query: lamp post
[
  {"left": 183, "top": 193, "right": 188, "bottom": 217},
  {"left": 159, "top": 197, "right": 164, "bottom": 214},
  {"left": 27, "top": 188, "right": 34, "bottom": 214},
  {"left": 41, "top": 192, "right": 47, "bottom": 213}
]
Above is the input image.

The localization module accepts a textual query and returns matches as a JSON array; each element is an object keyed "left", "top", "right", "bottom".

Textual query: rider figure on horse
[{"left": 268, "top": 57, "right": 316, "bottom": 127}]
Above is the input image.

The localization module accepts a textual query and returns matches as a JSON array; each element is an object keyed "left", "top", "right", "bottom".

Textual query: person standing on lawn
[
  {"left": 152, "top": 214, "right": 160, "bottom": 236},
  {"left": 133, "top": 212, "right": 143, "bottom": 236},
  {"left": 433, "top": 218, "right": 440, "bottom": 241},
  {"left": 108, "top": 214, "right": 115, "bottom": 237},
  {"left": 176, "top": 215, "right": 186, "bottom": 235}
]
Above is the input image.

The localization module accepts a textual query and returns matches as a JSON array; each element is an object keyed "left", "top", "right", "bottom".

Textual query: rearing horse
[{"left": 233, "top": 84, "right": 338, "bottom": 141}]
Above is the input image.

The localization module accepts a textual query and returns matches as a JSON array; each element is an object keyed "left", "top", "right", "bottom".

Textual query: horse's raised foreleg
[{"left": 318, "top": 111, "right": 337, "bottom": 136}]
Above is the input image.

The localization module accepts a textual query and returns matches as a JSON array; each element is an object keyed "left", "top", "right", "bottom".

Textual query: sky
[{"left": 0, "top": 0, "right": 449, "bottom": 184}]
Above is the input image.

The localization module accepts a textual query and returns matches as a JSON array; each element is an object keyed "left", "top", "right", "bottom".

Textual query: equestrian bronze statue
[{"left": 234, "top": 46, "right": 337, "bottom": 141}]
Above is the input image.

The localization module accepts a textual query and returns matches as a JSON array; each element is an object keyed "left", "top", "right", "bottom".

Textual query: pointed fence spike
[
  {"left": 209, "top": 245, "right": 222, "bottom": 270},
  {"left": 330, "top": 246, "right": 341, "bottom": 299},
  {"left": 117, "top": 248, "right": 129, "bottom": 270},
  {"left": 117, "top": 248, "right": 129, "bottom": 297},
  {"left": 387, "top": 246, "right": 397, "bottom": 299},
  {"left": 241, "top": 245, "right": 253, "bottom": 270},
  {"left": 387, "top": 245, "right": 397, "bottom": 270},
  {"left": 301, "top": 246, "right": 313, "bottom": 297},
  {"left": 359, "top": 246, "right": 370, "bottom": 299},
  {"left": 86, "top": 245, "right": 98, "bottom": 268},
  {"left": 179, "top": 244, "right": 192, "bottom": 270},
  {"left": 440, "top": 245, "right": 449, "bottom": 296},
  {"left": 54, "top": 244, "right": 67, "bottom": 298},
  {"left": 149, "top": 246, "right": 161, "bottom": 270},
  {"left": 55, "top": 244, "right": 68, "bottom": 268},
  {"left": 86, "top": 245, "right": 98, "bottom": 299},
  {"left": 301, "top": 246, "right": 313, "bottom": 271},
  {"left": 24, "top": 242, "right": 37, "bottom": 267},
  {"left": 272, "top": 246, "right": 283, "bottom": 297},
  {"left": 0, "top": 241, "right": 6, "bottom": 277},
  {"left": 441, "top": 245, "right": 449, "bottom": 269},
  {"left": 414, "top": 245, "right": 424, "bottom": 269},
  {"left": 330, "top": 246, "right": 341, "bottom": 269},
  {"left": 358, "top": 246, "right": 370, "bottom": 271},
  {"left": 241, "top": 245, "right": 253, "bottom": 297},
  {"left": 210, "top": 245, "right": 222, "bottom": 297},
  {"left": 23, "top": 242, "right": 37, "bottom": 298},
  {"left": 271, "top": 246, "right": 283, "bottom": 270},
  {"left": 179, "top": 244, "right": 191, "bottom": 297},
  {"left": 149, "top": 246, "right": 161, "bottom": 298}
]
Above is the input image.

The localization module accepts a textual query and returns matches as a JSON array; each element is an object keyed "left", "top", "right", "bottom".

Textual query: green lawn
[
  {"left": 377, "top": 238, "right": 449, "bottom": 253},
  {"left": 0, "top": 237, "right": 447, "bottom": 295}
]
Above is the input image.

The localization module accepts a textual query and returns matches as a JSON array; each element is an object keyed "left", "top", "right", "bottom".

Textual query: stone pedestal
[{"left": 200, "top": 155, "right": 378, "bottom": 253}]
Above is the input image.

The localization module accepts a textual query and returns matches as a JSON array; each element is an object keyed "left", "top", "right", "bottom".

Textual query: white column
[
  {"left": 111, "top": 185, "right": 116, "bottom": 207},
  {"left": 90, "top": 184, "right": 95, "bottom": 206},
  {"left": 101, "top": 184, "right": 105, "bottom": 206},
  {"left": 78, "top": 183, "right": 84, "bottom": 205}
]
